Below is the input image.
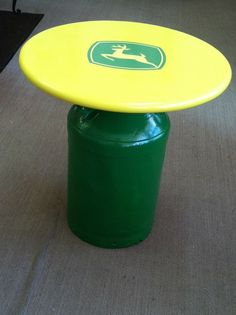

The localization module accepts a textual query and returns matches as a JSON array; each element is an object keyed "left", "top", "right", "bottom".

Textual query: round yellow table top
[{"left": 19, "top": 21, "right": 231, "bottom": 113}]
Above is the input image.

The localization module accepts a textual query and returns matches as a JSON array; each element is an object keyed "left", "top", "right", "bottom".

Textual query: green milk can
[{"left": 67, "top": 105, "right": 170, "bottom": 248}]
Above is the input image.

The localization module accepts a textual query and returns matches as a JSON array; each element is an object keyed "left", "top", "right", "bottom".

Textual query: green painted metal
[{"left": 67, "top": 105, "right": 170, "bottom": 248}]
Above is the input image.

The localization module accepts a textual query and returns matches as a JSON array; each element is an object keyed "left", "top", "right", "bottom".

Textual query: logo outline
[{"left": 88, "top": 41, "right": 166, "bottom": 70}]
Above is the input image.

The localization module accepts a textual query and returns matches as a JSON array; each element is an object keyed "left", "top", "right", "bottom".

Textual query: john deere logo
[{"left": 88, "top": 41, "right": 166, "bottom": 70}]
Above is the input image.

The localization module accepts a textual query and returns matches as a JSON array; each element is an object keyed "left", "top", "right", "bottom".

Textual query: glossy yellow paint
[{"left": 19, "top": 21, "right": 231, "bottom": 113}]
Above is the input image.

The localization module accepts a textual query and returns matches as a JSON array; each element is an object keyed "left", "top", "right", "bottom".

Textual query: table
[{"left": 19, "top": 21, "right": 231, "bottom": 248}]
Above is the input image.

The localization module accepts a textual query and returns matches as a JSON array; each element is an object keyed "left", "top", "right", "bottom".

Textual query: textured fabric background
[{"left": 0, "top": 0, "right": 235, "bottom": 314}]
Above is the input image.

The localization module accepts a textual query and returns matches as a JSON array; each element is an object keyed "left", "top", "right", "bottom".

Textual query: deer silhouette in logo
[{"left": 101, "top": 44, "right": 158, "bottom": 68}]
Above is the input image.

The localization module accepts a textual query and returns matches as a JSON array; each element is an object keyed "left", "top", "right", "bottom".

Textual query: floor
[{"left": 0, "top": 0, "right": 235, "bottom": 314}]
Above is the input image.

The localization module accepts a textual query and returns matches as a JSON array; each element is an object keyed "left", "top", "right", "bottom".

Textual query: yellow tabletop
[{"left": 19, "top": 21, "right": 231, "bottom": 113}]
